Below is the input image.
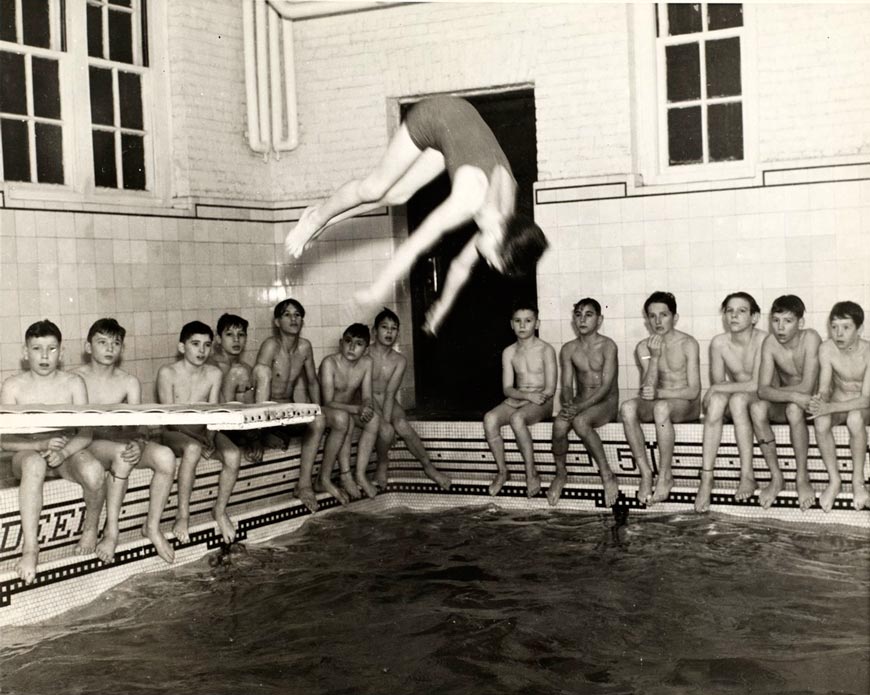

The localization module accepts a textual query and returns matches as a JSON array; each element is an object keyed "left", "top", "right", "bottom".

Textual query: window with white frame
[
  {"left": 0, "top": 0, "right": 162, "bottom": 197},
  {"left": 0, "top": 0, "right": 65, "bottom": 184},
  {"left": 632, "top": 3, "right": 755, "bottom": 184}
]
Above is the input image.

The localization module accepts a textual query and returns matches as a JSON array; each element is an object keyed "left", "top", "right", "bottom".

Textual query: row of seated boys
[
  {"left": 490, "top": 291, "right": 870, "bottom": 517},
  {"left": 0, "top": 301, "right": 446, "bottom": 585},
  {"left": 4, "top": 290, "right": 869, "bottom": 585}
]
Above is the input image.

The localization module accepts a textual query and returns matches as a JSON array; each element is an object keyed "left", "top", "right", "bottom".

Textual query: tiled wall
[{"left": 534, "top": 178, "right": 870, "bottom": 401}]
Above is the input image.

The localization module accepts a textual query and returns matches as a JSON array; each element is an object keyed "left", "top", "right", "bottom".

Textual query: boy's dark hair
[
  {"left": 274, "top": 298, "right": 305, "bottom": 319},
  {"left": 499, "top": 213, "right": 548, "bottom": 278},
  {"left": 374, "top": 307, "right": 400, "bottom": 329},
  {"left": 573, "top": 297, "right": 602, "bottom": 315},
  {"left": 770, "top": 294, "right": 805, "bottom": 319},
  {"left": 25, "top": 319, "right": 62, "bottom": 343},
  {"left": 720, "top": 291, "right": 760, "bottom": 315},
  {"left": 179, "top": 321, "right": 214, "bottom": 343},
  {"left": 343, "top": 323, "right": 371, "bottom": 343},
  {"left": 829, "top": 300, "right": 864, "bottom": 329},
  {"left": 643, "top": 291, "right": 677, "bottom": 315},
  {"left": 512, "top": 301, "right": 539, "bottom": 318},
  {"left": 87, "top": 318, "right": 126, "bottom": 343},
  {"left": 216, "top": 313, "right": 249, "bottom": 335}
]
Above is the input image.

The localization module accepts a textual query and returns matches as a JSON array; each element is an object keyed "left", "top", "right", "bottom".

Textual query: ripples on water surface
[{"left": 1, "top": 507, "right": 868, "bottom": 695}]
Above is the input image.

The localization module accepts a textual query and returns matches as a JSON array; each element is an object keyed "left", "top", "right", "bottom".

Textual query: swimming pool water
[{"left": 1, "top": 506, "right": 868, "bottom": 695}]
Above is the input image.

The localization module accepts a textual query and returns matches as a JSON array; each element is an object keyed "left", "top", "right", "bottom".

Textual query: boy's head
[
  {"left": 216, "top": 313, "right": 249, "bottom": 356},
  {"left": 477, "top": 211, "right": 548, "bottom": 278},
  {"left": 829, "top": 301, "right": 864, "bottom": 348},
  {"left": 374, "top": 307, "right": 400, "bottom": 347},
  {"left": 510, "top": 302, "right": 540, "bottom": 338},
  {"left": 85, "top": 318, "right": 126, "bottom": 365},
  {"left": 273, "top": 298, "right": 305, "bottom": 335},
  {"left": 643, "top": 291, "right": 677, "bottom": 334},
  {"left": 720, "top": 292, "right": 760, "bottom": 333},
  {"left": 769, "top": 295, "right": 805, "bottom": 343},
  {"left": 572, "top": 297, "right": 603, "bottom": 335},
  {"left": 23, "top": 319, "right": 63, "bottom": 376},
  {"left": 178, "top": 320, "right": 214, "bottom": 365},
  {"left": 340, "top": 323, "right": 370, "bottom": 362}
]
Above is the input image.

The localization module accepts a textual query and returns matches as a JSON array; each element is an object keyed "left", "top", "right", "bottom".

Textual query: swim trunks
[{"left": 404, "top": 96, "right": 513, "bottom": 182}]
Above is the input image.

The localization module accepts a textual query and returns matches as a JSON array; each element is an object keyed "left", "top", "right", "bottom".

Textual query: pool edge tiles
[{"left": 1, "top": 420, "right": 869, "bottom": 626}]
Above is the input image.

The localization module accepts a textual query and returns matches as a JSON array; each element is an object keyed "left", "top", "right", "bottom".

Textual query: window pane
[
  {"left": 0, "top": 51, "right": 27, "bottom": 115},
  {"left": 87, "top": 4, "right": 104, "bottom": 59},
  {"left": 111, "top": 0, "right": 132, "bottom": 7},
  {"left": 118, "top": 71, "right": 142, "bottom": 129},
  {"left": 32, "top": 58, "right": 61, "bottom": 119},
  {"left": 668, "top": 3, "right": 701, "bottom": 36},
  {"left": 1, "top": 118, "right": 30, "bottom": 181},
  {"left": 22, "top": 0, "right": 50, "bottom": 49},
  {"left": 121, "top": 133, "right": 145, "bottom": 189},
  {"left": 0, "top": 0, "right": 16, "bottom": 43},
  {"left": 666, "top": 43, "right": 700, "bottom": 103},
  {"left": 708, "top": 102, "right": 743, "bottom": 162},
  {"left": 706, "top": 37, "right": 741, "bottom": 98},
  {"left": 92, "top": 129, "right": 117, "bottom": 187},
  {"left": 668, "top": 106, "right": 702, "bottom": 165},
  {"left": 708, "top": 3, "right": 742, "bottom": 31},
  {"left": 89, "top": 66, "right": 114, "bottom": 125},
  {"left": 35, "top": 122, "right": 63, "bottom": 183},
  {"left": 108, "top": 9, "right": 133, "bottom": 64}
]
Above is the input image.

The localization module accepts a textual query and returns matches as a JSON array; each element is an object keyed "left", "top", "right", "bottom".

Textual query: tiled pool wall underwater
[{"left": 0, "top": 421, "right": 867, "bottom": 626}]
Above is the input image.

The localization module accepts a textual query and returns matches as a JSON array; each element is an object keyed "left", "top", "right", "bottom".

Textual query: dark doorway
[{"left": 403, "top": 90, "right": 538, "bottom": 419}]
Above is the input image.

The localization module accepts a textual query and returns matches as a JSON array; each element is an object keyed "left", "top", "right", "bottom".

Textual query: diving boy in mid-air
[
  {"left": 484, "top": 303, "right": 556, "bottom": 497},
  {"left": 285, "top": 96, "right": 548, "bottom": 335}
]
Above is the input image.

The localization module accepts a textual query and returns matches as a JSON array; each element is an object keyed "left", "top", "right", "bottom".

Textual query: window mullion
[
  {"left": 699, "top": 38, "right": 708, "bottom": 164},
  {"left": 112, "top": 67, "right": 122, "bottom": 187},
  {"left": 101, "top": 1, "right": 109, "bottom": 60},
  {"left": 14, "top": 0, "right": 22, "bottom": 43}
]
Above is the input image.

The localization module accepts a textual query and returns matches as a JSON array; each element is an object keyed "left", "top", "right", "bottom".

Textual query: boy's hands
[
  {"left": 646, "top": 335, "right": 663, "bottom": 357},
  {"left": 806, "top": 393, "right": 830, "bottom": 418},
  {"left": 526, "top": 392, "right": 550, "bottom": 406},
  {"left": 41, "top": 435, "right": 70, "bottom": 468},
  {"left": 122, "top": 440, "right": 143, "bottom": 465},
  {"left": 360, "top": 402, "right": 375, "bottom": 423},
  {"left": 641, "top": 385, "right": 656, "bottom": 401}
]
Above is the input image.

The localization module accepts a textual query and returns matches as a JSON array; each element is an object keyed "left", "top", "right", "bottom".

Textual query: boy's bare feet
[
  {"left": 758, "top": 473, "right": 784, "bottom": 509},
  {"left": 295, "top": 484, "right": 319, "bottom": 513},
  {"left": 142, "top": 525, "right": 175, "bottom": 564},
  {"left": 602, "top": 475, "right": 620, "bottom": 508},
  {"left": 796, "top": 478, "right": 816, "bottom": 511},
  {"left": 285, "top": 206, "right": 320, "bottom": 258},
  {"left": 819, "top": 476, "right": 841, "bottom": 513},
  {"left": 15, "top": 549, "right": 39, "bottom": 585},
  {"left": 694, "top": 470, "right": 714, "bottom": 513},
  {"left": 853, "top": 483, "right": 870, "bottom": 510},
  {"left": 488, "top": 470, "right": 509, "bottom": 496},
  {"left": 526, "top": 473, "right": 542, "bottom": 498},
  {"left": 321, "top": 478, "right": 350, "bottom": 505},
  {"left": 423, "top": 464, "right": 452, "bottom": 490},
  {"left": 95, "top": 532, "right": 118, "bottom": 564},
  {"left": 213, "top": 510, "right": 237, "bottom": 544},
  {"left": 651, "top": 474, "right": 673, "bottom": 504},
  {"left": 375, "top": 463, "right": 389, "bottom": 490},
  {"left": 76, "top": 527, "right": 99, "bottom": 555},
  {"left": 734, "top": 474, "right": 757, "bottom": 502},
  {"left": 356, "top": 473, "right": 378, "bottom": 499},
  {"left": 636, "top": 474, "right": 653, "bottom": 505},
  {"left": 340, "top": 472, "right": 362, "bottom": 500},
  {"left": 546, "top": 471, "right": 567, "bottom": 506},
  {"left": 173, "top": 515, "right": 191, "bottom": 544}
]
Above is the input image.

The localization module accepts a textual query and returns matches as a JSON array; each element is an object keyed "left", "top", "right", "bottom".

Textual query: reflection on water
[{"left": 1, "top": 507, "right": 868, "bottom": 695}]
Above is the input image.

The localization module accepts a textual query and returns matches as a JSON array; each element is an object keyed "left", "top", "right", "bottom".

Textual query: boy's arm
[
  {"left": 156, "top": 365, "right": 173, "bottom": 404},
  {"left": 759, "top": 332, "right": 820, "bottom": 406},
  {"left": 658, "top": 338, "right": 701, "bottom": 400},
  {"left": 383, "top": 357, "right": 406, "bottom": 425},
  {"left": 52, "top": 377, "right": 94, "bottom": 464},
  {"left": 573, "top": 340, "right": 618, "bottom": 412},
  {"left": 501, "top": 347, "right": 524, "bottom": 401},
  {"left": 302, "top": 347, "right": 322, "bottom": 405},
  {"left": 637, "top": 340, "right": 658, "bottom": 399},
  {"left": 558, "top": 344, "right": 576, "bottom": 410},
  {"left": 543, "top": 344, "right": 557, "bottom": 399},
  {"left": 423, "top": 238, "right": 480, "bottom": 336},
  {"left": 810, "top": 347, "right": 870, "bottom": 416},
  {"left": 207, "top": 368, "right": 221, "bottom": 405}
]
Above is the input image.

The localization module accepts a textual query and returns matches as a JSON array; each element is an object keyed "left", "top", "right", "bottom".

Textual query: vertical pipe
[
  {"left": 254, "top": 0, "right": 272, "bottom": 151},
  {"left": 242, "top": 0, "right": 268, "bottom": 154}
]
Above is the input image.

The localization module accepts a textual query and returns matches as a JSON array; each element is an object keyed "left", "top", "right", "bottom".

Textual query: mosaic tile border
[{"left": 0, "top": 421, "right": 867, "bottom": 626}]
